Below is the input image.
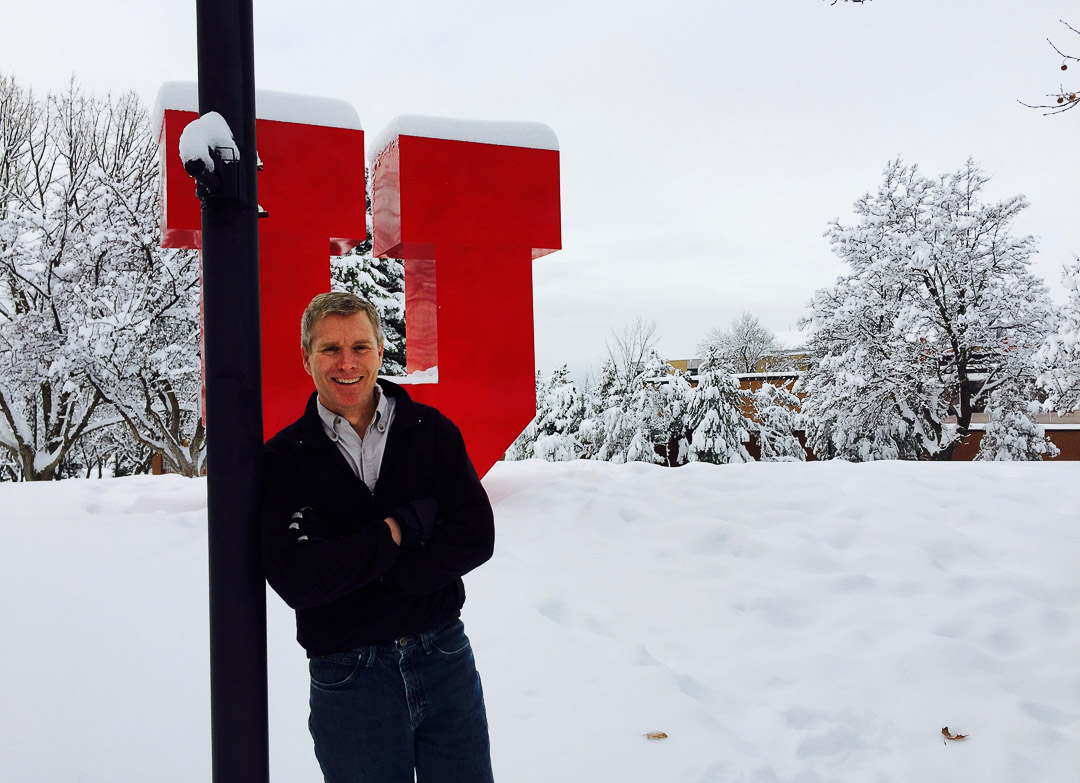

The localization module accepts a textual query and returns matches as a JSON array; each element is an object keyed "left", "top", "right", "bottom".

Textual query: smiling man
[{"left": 261, "top": 292, "right": 496, "bottom": 783}]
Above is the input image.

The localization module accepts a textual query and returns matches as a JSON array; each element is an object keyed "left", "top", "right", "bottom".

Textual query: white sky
[{"left": 4, "top": 0, "right": 1078, "bottom": 380}]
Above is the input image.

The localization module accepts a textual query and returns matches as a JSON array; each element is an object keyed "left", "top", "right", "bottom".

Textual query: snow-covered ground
[{"left": 2, "top": 460, "right": 1078, "bottom": 782}]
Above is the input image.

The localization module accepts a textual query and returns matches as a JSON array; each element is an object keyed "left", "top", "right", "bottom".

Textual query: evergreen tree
[
  {"left": 581, "top": 358, "right": 636, "bottom": 463},
  {"left": 658, "top": 364, "right": 694, "bottom": 466},
  {"left": 577, "top": 363, "right": 612, "bottom": 460},
  {"left": 532, "top": 365, "right": 585, "bottom": 461},
  {"left": 594, "top": 398, "right": 637, "bottom": 463},
  {"left": 749, "top": 382, "right": 805, "bottom": 462},
  {"left": 623, "top": 353, "right": 672, "bottom": 465},
  {"left": 582, "top": 321, "right": 667, "bottom": 464},
  {"left": 686, "top": 350, "right": 751, "bottom": 464},
  {"left": 621, "top": 352, "right": 693, "bottom": 465},
  {"left": 976, "top": 383, "right": 1059, "bottom": 461}
]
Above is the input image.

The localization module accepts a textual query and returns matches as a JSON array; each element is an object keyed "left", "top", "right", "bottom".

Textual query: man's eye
[{"left": 322, "top": 346, "right": 339, "bottom": 353}]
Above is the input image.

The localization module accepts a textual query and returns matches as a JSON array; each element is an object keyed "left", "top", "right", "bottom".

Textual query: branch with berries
[{"left": 1019, "top": 20, "right": 1080, "bottom": 115}]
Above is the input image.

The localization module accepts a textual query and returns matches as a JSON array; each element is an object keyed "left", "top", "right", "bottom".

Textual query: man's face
[{"left": 302, "top": 312, "right": 384, "bottom": 423}]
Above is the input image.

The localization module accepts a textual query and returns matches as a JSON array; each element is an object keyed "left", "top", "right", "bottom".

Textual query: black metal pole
[{"left": 193, "top": 1, "right": 268, "bottom": 781}]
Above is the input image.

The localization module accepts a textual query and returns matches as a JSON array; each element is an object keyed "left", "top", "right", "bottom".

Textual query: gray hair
[{"left": 301, "top": 292, "right": 384, "bottom": 354}]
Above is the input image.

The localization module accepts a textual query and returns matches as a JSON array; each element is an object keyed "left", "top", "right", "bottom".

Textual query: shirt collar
[
  {"left": 315, "top": 384, "right": 386, "bottom": 436},
  {"left": 373, "top": 385, "right": 389, "bottom": 433}
]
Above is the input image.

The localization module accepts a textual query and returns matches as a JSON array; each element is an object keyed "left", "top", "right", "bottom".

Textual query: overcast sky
[{"left": 4, "top": 0, "right": 1078, "bottom": 380}]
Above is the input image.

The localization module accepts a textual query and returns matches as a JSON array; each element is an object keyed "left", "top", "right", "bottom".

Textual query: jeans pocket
[
  {"left": 309, "top": 649, "right": 369, "bottom": 688},
  {"left": 431, "top": 620, "right": 472, "bottom": 657}
]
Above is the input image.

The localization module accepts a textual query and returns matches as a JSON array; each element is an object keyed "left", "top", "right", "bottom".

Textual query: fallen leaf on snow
[
  {"left": 941, "top": 727, "right": 968, "bottom": 741},
  {"left": 645, "top": 732, "right": 668, "bottom": 740}
]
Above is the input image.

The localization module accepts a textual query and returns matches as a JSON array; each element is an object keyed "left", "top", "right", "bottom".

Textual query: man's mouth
[{"left": 333, "top": 378, "right": 361, "bottom": 385}]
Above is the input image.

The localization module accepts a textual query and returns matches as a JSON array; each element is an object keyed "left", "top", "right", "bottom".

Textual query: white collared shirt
[{"left": 315, "top": 385, "right": 396, "bottom": 492}]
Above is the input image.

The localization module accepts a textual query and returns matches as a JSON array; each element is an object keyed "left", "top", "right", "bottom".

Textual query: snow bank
[
  {"left": 153, "top": 81, "right": 362, "bottom": 132},
  {"left": 1, "top": 462, "right": 1077, "bottom": 782}
]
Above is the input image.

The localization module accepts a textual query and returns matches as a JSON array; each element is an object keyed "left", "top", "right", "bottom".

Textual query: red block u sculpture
[
  {"left": 371, "top": 117, "right": 561, "bottom": 475},
  {"left": 157, "top": 83, "right": 366, "bottom": 439},
  {"left": 158, "top": 85, "right": 561, "bottom": 476}
]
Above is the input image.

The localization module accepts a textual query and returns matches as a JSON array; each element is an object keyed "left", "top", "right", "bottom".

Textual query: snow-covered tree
[
  {"left": 748, "top": 382, "right": 805, "bottom": 462},
  {"left": 0, "top": 76, "right": 204, "bottom": 479},
  {"left": 81, "top": 93, "right": 204, "bottom": 476},
  {"left": 531, "top": 365, "right": 585, "bottom": 462},
  {"left": 504, "top": 367, "right": 588, "bottom": 462},
  {"left": 588, "top": 369, "right": 638, "bottom": 463},
  {"left": 656, "top": 363, "right": 694, "bottom": 466},
  {"left": 577, "top": 320, "right": 660, "bottom": 463},
  {"left": 576, "top": 365, "right": 610, "bottom": 460},
  {"left": 91, "top": 324, "right": 205, "bottom": 477},
  {"left": 1, "top": 78, "right": 110, "bottom": 479},
  {"left": 800, "top": 275, "right": 948, "bottom": 461},
  {"left": 698, "top": 312, "right": 787, "bottom": 374},
  {"left": 976, "top": 383, "right": 1059, "bottom": 461},
  {"left": 686, "top": 349, "right": 751, "bottom": 464},
  {"left": 63, "top": 413, "right": 155, "bottom": 478},
  {"left": 621, "top": 352, "right": 692, "bottom": 466},
  {"left": 604, "top": 317, "right": 659, "bottom": 400},
  {"left": 622, "top": 361, "right": 668, "bottom": 465},
  {"left": 1038, "top": 259, "right": 1080, "bottom": 413},
  {"left": 800, "top": 158, "right": 1055, "bottom": 461}
]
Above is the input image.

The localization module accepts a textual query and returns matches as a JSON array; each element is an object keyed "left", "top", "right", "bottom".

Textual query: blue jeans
[{"left": 308, "top": 619, "right": 494, "bottom": 783}]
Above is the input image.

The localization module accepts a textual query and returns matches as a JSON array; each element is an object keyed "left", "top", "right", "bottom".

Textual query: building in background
[{"left": 666, "top": 356, "right": 1079, "bottom": 461}]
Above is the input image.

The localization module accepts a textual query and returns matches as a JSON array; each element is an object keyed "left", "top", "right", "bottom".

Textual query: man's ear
[{"left": 302, "top": 347, "right": 313, "bottom": 376}]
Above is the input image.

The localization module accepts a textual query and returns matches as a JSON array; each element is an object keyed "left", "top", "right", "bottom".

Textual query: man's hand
[
  {"left": 389, "top": 498, "right": 441, "bottom": 547},
  {"left": 384, "top": 517, "right": 403, "bottom": 546},
  {"left": 290, "top": 506, "right": 406, "bottom": 548},
  {"left": 288, "top": 507, "right": 339, "bottom": 544}
]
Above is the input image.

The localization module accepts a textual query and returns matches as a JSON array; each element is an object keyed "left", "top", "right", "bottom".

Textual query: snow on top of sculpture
[
  {"left": 370, "top": 114, "right": 559, "bottom": 166},
  {"left": 178, "top": 112, "right": 238, "bottom": 173},
  {"left": 152, "top": 82, "right": 362, "bottom": 131}
]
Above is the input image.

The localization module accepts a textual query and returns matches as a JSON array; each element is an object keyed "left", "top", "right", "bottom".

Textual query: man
[{"left": 261, "top": 291, "right": 496, "bottom": 783}]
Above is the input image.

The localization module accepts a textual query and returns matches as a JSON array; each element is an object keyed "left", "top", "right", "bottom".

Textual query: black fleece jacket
[{"left": 261, "top": 380, "right": 495, "bottom": 657}]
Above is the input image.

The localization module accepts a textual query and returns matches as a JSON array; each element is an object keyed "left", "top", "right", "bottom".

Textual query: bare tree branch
[{"left": 1020, "top": 20, "right": 1080, "bottom": 115}]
